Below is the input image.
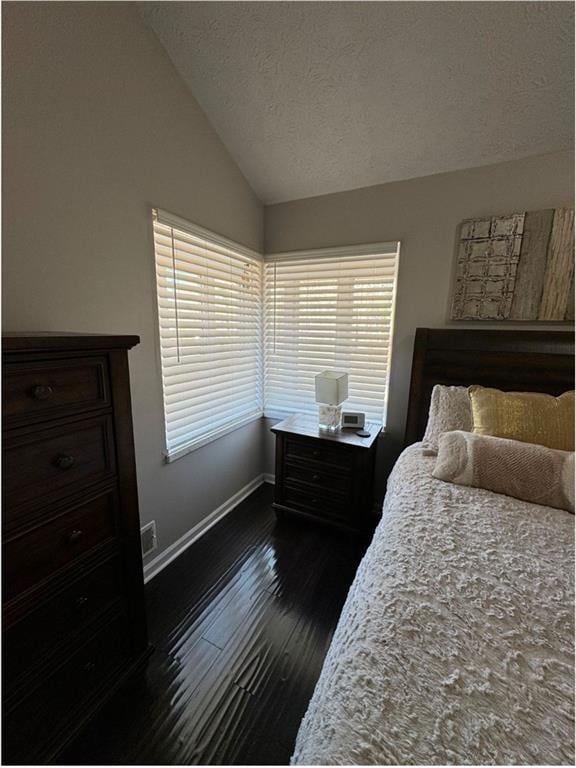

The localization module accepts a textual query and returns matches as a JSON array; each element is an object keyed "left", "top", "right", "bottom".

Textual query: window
[
  {"left": 153, "top": 209, "right": 263, "bottom": 461},
  {"left": 263, "top": 244, "right": 400, "bottom": 424},
  {"left": 153, "top": 208, "right": 399, "bottom": 460}
]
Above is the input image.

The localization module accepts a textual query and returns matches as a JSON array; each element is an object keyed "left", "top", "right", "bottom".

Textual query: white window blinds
[
  {"left": 263, "top": 244, "right": 400, "bottom": 424},
  {"left": 153, "top": 209, "right": 263, "bottom": 461}
]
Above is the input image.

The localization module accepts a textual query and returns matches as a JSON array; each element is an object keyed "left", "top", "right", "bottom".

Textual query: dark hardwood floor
[{"left": 58, "top": 483, "right": 368, "bottom": 765}]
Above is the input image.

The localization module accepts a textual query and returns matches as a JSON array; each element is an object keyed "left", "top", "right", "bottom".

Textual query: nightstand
[{"left": 271, "top": 413, "right": 381, "bottom": 533}]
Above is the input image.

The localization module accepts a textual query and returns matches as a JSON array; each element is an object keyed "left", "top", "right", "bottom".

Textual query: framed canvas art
[{"left": 451, "top": 208, "right": 574, "bottom": 321}]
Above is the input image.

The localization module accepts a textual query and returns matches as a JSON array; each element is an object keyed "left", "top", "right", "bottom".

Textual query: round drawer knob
[
  {"left": 67, "top": 529, "right": 84, "bottom": 545},
  {"left": 31, "top": 384, "right": 53, "bottom": 401},
  {"left": 55, "top": 453, "right": 75, "bottom": 470},
  {"left": 312, "top": 474, "right": 320, "bottom": 481}
]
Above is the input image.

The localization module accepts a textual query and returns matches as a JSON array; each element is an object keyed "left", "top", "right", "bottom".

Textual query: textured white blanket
[{"left": 292, "top": 444, "right": 575, "bottom": 765}]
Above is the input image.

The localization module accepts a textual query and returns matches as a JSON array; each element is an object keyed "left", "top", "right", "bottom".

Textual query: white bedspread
[{"left": 292, "top": 444, "right": 575, "bottom": 765}]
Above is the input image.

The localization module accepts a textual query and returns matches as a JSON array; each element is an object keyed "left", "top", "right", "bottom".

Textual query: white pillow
[
  {"left": 422, "top": 385, "right": 473, "bottom": 452},
  {"left": 432, "top": 430, "right": 574, "bottom": 513}
]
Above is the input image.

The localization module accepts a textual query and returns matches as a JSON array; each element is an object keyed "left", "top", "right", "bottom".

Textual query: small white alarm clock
[{"left": 341, "top": 411, "right": 365, "bottom": 429}]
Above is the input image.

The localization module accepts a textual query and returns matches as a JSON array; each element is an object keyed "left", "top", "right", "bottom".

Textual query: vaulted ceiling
[{"left": 141, "top": 2, "right": 574, "bottom": 204}]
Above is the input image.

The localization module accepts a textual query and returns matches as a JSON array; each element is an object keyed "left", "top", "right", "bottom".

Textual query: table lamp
[{"left": 315, "top": 370, "right": 348, "bottom": 432}]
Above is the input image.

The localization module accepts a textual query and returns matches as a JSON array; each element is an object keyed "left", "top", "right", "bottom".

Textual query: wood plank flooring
[{"left": 58, "top": 483, "right": 368, "bottom": 765}]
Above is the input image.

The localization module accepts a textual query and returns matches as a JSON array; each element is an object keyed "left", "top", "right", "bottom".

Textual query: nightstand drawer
[
  {"left": 284, "top": 461, "right": 352, "bottom": 496},
  {"left": 285, "top": 437, "right": 352, "bottom": 470},
  {"left": 283, "top": 483, "right": 351, "bottom": 523}
]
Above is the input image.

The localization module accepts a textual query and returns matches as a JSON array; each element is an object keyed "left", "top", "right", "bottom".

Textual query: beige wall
[
  {"left": 264, "top": 151, "right": 575, "bottom": 489},
  {"left": 3, "top": 2, "right": 264, "bottom": 563}
]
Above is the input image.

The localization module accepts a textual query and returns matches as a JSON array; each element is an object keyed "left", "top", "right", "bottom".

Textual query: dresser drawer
[
  {"left": 283, "top": 482, "right": 352, "bottom": 524},
  {"left": 285, "top": 437, "right": 352, "bottom": 470},
  {"left": 4, "top": 556, "right": 124, "bottom": 691},
  {"left": 3, "top": 414, "right": 116, "bottom": 514},
  {"left": 284, "top": 460, "right": 353, "bottom": 496},
  {"left": 3, "top": 612, "right": 131, "bottom": 763},
  {"left": 3, "top": 356, "right": 110, "bottom": 427},
  {"left": 4, "top": 489, "right": 119, "bottom": 602}
]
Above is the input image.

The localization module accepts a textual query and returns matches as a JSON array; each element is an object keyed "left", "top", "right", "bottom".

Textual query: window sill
[{"left": 164, "top": 411, "right": 263, "bottom": 463}]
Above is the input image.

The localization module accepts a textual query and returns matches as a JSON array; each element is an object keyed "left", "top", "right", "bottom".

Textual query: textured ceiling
[{"left": 140, "top": 2, "right": 574, "bottom": 204}]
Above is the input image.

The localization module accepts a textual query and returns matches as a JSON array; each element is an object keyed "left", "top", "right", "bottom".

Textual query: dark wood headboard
[{"left": 404, "top": 328, "right": 575, "bottom": 446}]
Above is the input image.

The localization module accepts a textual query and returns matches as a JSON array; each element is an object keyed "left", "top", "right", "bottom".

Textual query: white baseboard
[
  {"left": 263, "top": 473, "right": 275, "bottom": 484},
  {"left": 143, "top": 474, "right": 266, "bottom": 583}
]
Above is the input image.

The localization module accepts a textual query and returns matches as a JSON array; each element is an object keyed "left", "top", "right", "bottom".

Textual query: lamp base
[{"left": 318, "top": 404, "right": 342, "bottom": 432}]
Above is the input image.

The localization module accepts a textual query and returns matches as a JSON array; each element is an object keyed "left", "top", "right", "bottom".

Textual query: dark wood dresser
[
  {"left": 271, "top": 413, "right": 381, "bottom": 533},
  {"left": 2, "top": 333, "right": 149, "bottom": 765}
]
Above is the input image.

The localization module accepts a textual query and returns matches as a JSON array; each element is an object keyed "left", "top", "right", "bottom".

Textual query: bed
[{"left": 292, "top": 329, "right": 575, "bottom": 766}]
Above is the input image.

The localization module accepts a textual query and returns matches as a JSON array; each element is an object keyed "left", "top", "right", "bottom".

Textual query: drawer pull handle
[
  {"left": 55, "top": 453, "right": 75, "bottom": 470},
  {"left": 74, "top": 595, "right": 90, "bottom": 611},
  {"left": 82, "top": 661, "right": 96, "bottom": 673},
  {"left": 31, "top": 384, "right": 53, "bottom": 401},
  {"left": 66, "top": 529, "right": 84, "bottom": 545}
]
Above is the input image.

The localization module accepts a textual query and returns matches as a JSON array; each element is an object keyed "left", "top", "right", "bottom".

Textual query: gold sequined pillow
[{"left": 468, "top": 386, "right": 575, "bottom": 452}]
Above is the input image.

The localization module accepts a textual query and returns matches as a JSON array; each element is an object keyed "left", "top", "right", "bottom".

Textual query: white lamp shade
[{"left": 315, "top": 370, "right": 348, "bottom": 405}]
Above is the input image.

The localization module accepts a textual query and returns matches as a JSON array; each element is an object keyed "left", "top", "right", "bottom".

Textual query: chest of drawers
[
  {"left": 2, "top": 333, "right": 149, "bottom": 764},
  {"left": 271, "top": 413, "right": 381, "bottom": 533}
]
